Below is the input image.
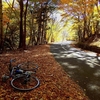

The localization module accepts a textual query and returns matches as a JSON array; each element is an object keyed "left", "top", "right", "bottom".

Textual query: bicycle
[{"left": 2, "top": 59, "right": 40, "bottom": 91}]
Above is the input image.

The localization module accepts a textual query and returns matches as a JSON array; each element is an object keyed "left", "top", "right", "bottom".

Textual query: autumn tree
[
  {"left": 2, "top": 0, "right": 20, "bottom": 51},
  {"left": 1, "top": 0, "right": 59, "bottom": 50},
  {"left": 23, "top": 0, "right": 29, "bottom": 49},
  {"left": 60, "top": 0, "right": 100, "bottom": 42},
  {"left": 18, "top": 0, "right": 24, "bottom": 49},
  {"left": 0, "top": 0, "right": 3, "bottom": 51},
  {"left": 27, "top": 0, "right": 57, "bottom": 45},
  {"left": 93, "top": 0, "right": 100, "bottom": 36}
]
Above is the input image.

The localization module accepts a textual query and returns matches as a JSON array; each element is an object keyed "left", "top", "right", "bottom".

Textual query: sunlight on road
[
  {"left": 61, "top": 62, "right": 78, "bottom": 69},
  {"left": 86, "top": 62, "right": 95, "bottom": 68},
  {"left": 98, "top": 57, "right": 100, "bottom": 60},
  {"left": 94, "top": 70, "right": 100, "bottom": 77},
  {"left": 85, "top": 52, "right": 97, "bottom": 57},
  {"left": 67, "top": 65, "right": 79, "bottom": 69},
  {"left": 88, "top": 84, "right": 100, "bottom": 93}
]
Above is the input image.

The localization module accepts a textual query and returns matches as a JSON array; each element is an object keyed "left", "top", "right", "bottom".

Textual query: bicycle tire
[
  {"left": 11, "top": 75, "right": 40, "bottom": 91},
  {"left": 18, "top": 62, "right": 38, "bottom": 72}
]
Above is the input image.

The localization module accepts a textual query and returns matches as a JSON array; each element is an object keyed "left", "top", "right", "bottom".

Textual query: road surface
[{"left": 50, "top": 41, "right": 100, "bottom": 100}]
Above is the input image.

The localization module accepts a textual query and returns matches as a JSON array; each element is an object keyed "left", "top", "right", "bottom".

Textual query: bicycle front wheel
[{"left": 11, "top": 75, "right": 40, "bottom": 91}]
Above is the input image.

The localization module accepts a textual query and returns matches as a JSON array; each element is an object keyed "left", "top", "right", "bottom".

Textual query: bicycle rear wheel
[
  {"left": 18, "top": 62, "right": 38, "bottom": 72},
  {"left": 11, "top": 75, "right": 40, "bottom": 91}
]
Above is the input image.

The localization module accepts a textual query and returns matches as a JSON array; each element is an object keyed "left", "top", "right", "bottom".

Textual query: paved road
[{"left": 50, "top": 41, "right": 100, "bottom": 100}]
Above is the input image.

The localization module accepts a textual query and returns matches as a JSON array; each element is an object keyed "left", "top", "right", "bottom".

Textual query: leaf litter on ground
[{"left": 0, "top": 45, "right": 89, "bottom": 100}]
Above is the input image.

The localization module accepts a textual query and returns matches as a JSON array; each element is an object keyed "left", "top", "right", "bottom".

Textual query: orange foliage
[
  {"left": 60, "top": 0, "right": 71, "bottom": 4},
  {"left": 60, "top": 0, "right": 97, "bottom": 17},
  {"left": 3, "top": 14, "right": 10, "bottom": 25}
]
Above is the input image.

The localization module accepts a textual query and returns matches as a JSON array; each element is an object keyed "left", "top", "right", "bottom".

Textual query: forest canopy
[{"left": 0, "top": 0, "right": 100, "bottom": 51}]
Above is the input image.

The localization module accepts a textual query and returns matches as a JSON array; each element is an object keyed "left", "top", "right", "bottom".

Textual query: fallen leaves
[{"left": 0, "top": 45, "right": 89, "bottom": 100}]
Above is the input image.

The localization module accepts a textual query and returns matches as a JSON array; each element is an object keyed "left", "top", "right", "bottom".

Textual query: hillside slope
[{"left": 76, "top": 34, "right": 100, "bottom": 53}]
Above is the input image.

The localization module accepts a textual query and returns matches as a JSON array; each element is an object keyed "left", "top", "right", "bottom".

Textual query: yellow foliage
[
  {"left": 3, "top": 1, "right": 9, "bottom": 9},
  {"left": 3, "top": 0, "right": 18, "bottom": 9},
  {"left": 60, "top": 0, "right": 71, "bottom": 4}
]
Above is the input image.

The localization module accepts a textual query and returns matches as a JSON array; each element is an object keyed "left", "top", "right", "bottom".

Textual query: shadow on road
[{"left": 50, "top": 42, "right": 100, "bottom": 100}]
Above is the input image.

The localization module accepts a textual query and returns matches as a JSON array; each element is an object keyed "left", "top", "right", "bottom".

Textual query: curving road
[{"left": 50, "top": 41, "right": 100, "bottom": 100}]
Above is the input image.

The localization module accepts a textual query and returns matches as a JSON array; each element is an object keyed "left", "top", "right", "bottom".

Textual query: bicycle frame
[{"left": 2, "top": 59, "right": 40, "bottom": 91}]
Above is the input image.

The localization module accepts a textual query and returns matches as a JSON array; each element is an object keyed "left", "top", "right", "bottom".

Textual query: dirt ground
[{"left": 0, "top": 45, "right": 89, "bottom": 100}]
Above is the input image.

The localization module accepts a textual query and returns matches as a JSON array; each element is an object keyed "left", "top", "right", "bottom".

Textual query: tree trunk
[
  {"left": 19, "top": 0, "right": 23, "bottom": 49},
  {"left": 37, "top": 9, "right": 42, "bottom": 45},
  {"left": 0, "top": 0, "right": 3, "bottom": 51},
  {"left": 23, "top": 0, "right": 28, "bottom": 49}
]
